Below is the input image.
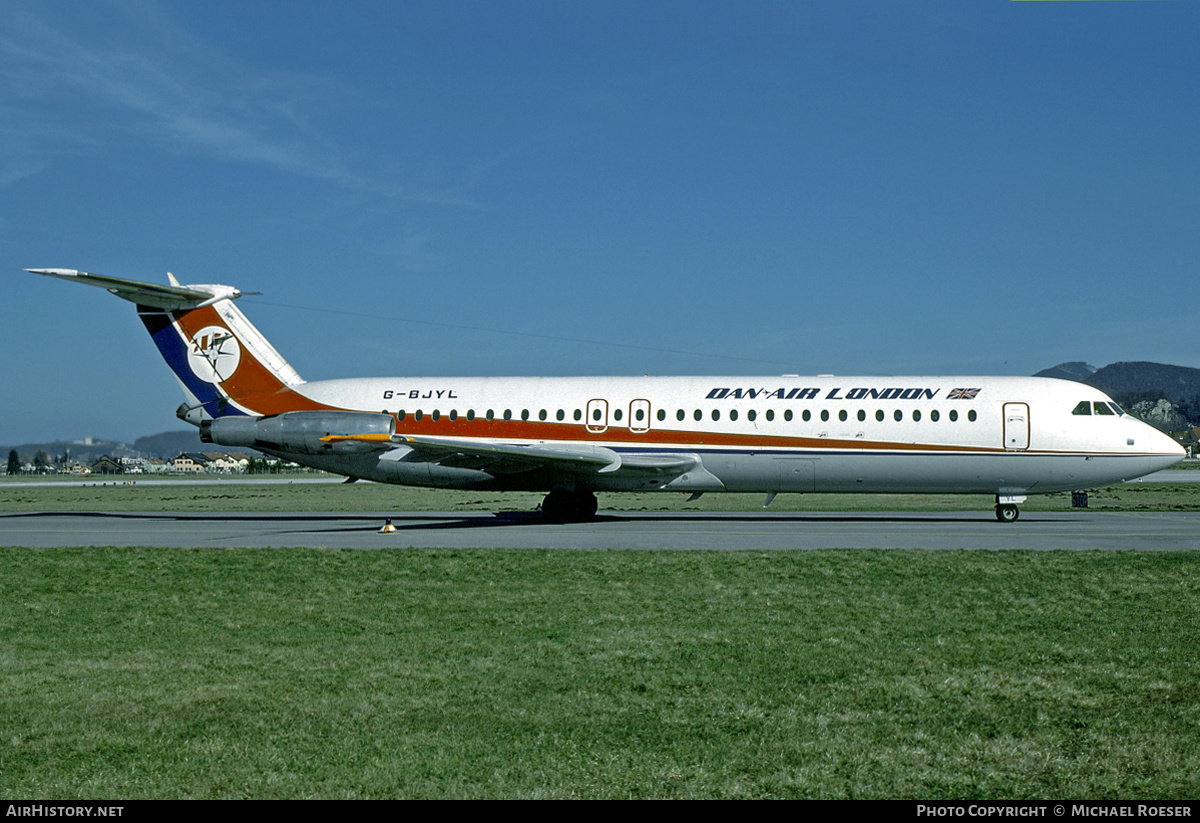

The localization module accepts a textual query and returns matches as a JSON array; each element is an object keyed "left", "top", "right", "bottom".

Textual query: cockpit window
[{"left": 1074, "top": 400, "right": 1126, "bottom": 416}]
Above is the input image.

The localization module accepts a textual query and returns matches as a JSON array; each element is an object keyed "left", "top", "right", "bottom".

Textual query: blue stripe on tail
[{"left": 138, "top": 306, "right": 247, "bottom": 418}]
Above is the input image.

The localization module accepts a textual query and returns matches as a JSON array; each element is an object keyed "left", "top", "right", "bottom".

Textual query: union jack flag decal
[{"left": 948, "top": 388, "right": 981, "bottom": 400}]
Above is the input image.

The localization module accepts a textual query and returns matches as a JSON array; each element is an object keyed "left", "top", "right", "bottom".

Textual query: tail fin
[{"left": 25, "top": 269, "right": 313, "bottom": 425}]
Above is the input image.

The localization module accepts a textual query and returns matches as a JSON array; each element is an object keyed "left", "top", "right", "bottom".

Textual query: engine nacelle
[{"left": 201, "top": 411, "right": 396, "bottom": 455}]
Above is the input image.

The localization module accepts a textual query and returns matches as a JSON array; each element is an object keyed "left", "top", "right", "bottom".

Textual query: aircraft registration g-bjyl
[{"left": 25, "top": 268, "right": 1185, "bottom": 522}]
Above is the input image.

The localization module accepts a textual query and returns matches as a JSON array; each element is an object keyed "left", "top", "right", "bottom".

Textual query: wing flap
[
  {"left": 321, "top": 433, "right": 624, "bottom": 474},
  {"left": 617, "top": 453, "right": 702, "bottom": 474},
  {"left": 320, "top": 433, "right": 712, "bottom": 479}
]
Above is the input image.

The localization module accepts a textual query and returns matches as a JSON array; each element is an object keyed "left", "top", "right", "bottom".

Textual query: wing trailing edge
[{"left": 321, "top": 431, "right": 713, "bottom": 478}]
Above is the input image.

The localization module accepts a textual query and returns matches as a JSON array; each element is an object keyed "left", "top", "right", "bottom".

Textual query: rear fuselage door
[
  {"left": 586, "top": 398, "right": 608, "bottom": 433},
  {"left": 629, "top": 399, "right": 651, "bottom": 433},
  {"left": 1003, "top": 402, "right": 1030, "bottom": 450}
]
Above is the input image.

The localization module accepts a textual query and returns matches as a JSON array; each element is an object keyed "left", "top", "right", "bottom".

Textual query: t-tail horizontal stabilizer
[{"left": 23, "top": 268, "right": 253, "bottom": 310}]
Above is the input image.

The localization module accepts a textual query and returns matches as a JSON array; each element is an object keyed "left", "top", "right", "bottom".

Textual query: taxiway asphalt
[{"left": 3, "top": 510, "right": 1199, "bottom": 550}]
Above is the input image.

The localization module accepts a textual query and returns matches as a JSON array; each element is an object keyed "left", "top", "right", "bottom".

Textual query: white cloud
[{"left": 0, "top": 2, "right": 472, "bottom": 205}]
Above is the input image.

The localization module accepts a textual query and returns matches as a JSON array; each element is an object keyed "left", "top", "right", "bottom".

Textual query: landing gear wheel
[
  {"left": 540, "top": 490, "right": 598, "bottom": 522},
  {"left": 995, "top": 504, "right": 1020, "bottom": 523},
  {"left": 540, "top": 489, "right": 570, "bottom": 522}
]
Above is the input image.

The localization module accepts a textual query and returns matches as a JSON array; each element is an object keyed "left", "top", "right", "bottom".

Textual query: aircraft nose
[
  {"left": 1123, "top": 419, "right": 1190, "bottom": 470},
  {"left": 1166, "top": 433, "right": 1187, "bottom": 459},
  {"left": 1139, "top": 422, "right": 1186, "bottom": 466}
]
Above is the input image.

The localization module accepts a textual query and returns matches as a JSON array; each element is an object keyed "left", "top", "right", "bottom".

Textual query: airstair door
[{"left": 1003, "top": 402, "right": 1030, "bottom": 451}]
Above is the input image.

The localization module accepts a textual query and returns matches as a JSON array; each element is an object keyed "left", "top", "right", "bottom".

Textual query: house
[
  {"left": 202, "top": 452, "right": 252, "bottom": 473},
  {"left": 144, "top": 458, "right": 171, "bottom": 474},
  {"left": 171, "top": 453, "right": 211, "bottom": 473},
  {"left": 90, "top": 455, "right": 124, "bottom": 475}
]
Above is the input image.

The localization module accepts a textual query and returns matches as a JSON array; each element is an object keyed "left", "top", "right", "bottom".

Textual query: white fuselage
[{"left": 281, "top": 374, "right": 1183, "bottom": 495}]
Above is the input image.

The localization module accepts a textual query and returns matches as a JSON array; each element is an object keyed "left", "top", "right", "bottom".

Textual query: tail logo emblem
[{"left": 188, "top": 325, "right": 241, "bottom": 383}]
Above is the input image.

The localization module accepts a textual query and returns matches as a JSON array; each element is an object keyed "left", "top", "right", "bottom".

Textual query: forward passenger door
[{"left": 1003, "top": 402, "right": 1030, "bottom": 450}]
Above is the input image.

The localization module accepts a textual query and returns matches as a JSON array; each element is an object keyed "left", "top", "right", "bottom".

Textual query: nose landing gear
[
  {"left": 995, "top": 504, "right": 1020, "bottom": 523},
  {"left": 994, "top": 492, "right": 1025, "bottom": 523}
]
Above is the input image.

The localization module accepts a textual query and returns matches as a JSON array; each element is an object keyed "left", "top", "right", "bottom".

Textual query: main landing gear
[{"left": 540, "top": 489, "right": 599, "bottom": 522}]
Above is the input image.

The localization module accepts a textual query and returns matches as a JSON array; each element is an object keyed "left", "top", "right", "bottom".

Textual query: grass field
[
  {"left": 2, "top": 478, "right": 1198, "bottom": 798},
  {"left": 3, "top": 548, "right": 1198, "bottom": 799}
]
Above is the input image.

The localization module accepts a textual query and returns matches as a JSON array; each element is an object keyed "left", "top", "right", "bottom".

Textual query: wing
[{"left": 321, "top": 432, "right": 705, "bottom": 477}]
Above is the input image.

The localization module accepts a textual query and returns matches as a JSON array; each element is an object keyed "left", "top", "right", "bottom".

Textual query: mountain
[
  {"left": 1084, "top": 362, "right": 1200, "bottom": 407},
  {"left": 133, "top": 430, "right": 208, "bottom": 457},
  {"left": 1034, "top": 362, "right": 1097, "bottom": 382},
  {"left": 3, "top": 430, "right": 257, "bottom": 462},
  {"left": 1036, "top": 361, "right": 1200, "bottom": 430},
  {"left": 1, "top": 438, "right": 138, "bottom": 465}
]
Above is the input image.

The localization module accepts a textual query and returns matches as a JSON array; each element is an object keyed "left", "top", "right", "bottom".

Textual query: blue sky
[{"left": 3, "top": 1, "right": 1198, "bottom": 445}]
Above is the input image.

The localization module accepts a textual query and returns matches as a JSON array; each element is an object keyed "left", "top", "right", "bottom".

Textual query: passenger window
[
  {"left": 748, "top": 409, "right": 756, "bottom": 422},
  {"left": 520, "top": 409, "right": 529, "bottom": 421},
  {"left": 968, "top": 410, "right": 977, "bottom": 422},
  {"left": 656, "top": 409, "right": 665, "bottom": 421},
  {"left": 486, "top": 409, "right": 495, "bottom": 421},
  {"left": 467, "top": 410, "right": 475, "bottom": 421},
  {"left": 415, "top": 410, "right": 423, "bottom": 421},
  {"left": 574, "top": 409, "right": 582, "bottom": 421},
  {"left": 504, "top": 409, "right": 512, "bottom": 421},
  {"left": 913, "top": 410, "right": 921, "bottom": 422},
  {"left": 397, "top": 410, "right": 406, "bottom": 421},
  {"left": 432, "top": 410, "right": 440, "bottom": 421},
  {"left": 894, "top": 410, "right": 902, "bottom": 422},
  {"left": 949, "top": 410, "right": 958, "bottom": 422},
  {"left": 556, "top": 409, "right": 565, "bottom": 421},
  {"left": 766, "top": 409, "right": 775, "bottom": 421},
  {"left": 613, "top": 408, "right": 623, "bottom": 421},
  {"left": 802, "top": 410, "right": 811, "bottom": 422},
  {"left": 1072, "top": 401, "right": 1092, "bottom": 416},
  {"left": 539, "top": 409, "right": 547, "bottom": 421},
  {"left": 876, "top": 409, "right": 884, "bottom": 422},
  {"left": 729, "top": 409, "right": 738, "bottom": 421},
  {"left": 677, "top": 409, "right": 685, "bottom": 421},
  {"left": 857, "top": 410, "right": 866, "bottom": 422},
  {"left": 930, "top": 410, "right": 939, "bottom": 422},
  {"left": 784, "top": 409, "right": 793, "bottom": 422},
  {"left": 712, "top": 409, "right": 720, "bottom": 421},
  {"left": 694, "top": 409, "right": 702, "bottom": 421}
]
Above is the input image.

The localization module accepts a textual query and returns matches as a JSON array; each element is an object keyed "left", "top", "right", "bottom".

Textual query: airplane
[{"left": 23, "top": 267, "right": 1186, "bottom": 522}]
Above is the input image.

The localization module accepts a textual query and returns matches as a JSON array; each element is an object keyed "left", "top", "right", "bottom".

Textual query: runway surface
[
  {"left": 3, "top": 510, "right": 1199, "bottom": 550},
  {"left": 6, "top": 468, "right": 1198, "bottom": 488}
]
